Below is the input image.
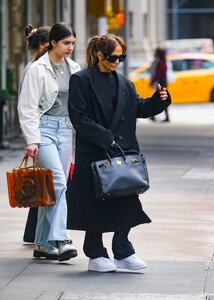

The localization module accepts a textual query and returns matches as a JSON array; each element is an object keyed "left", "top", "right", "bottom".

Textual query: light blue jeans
[{"left": 35, "top": 115, "right": 73, "bottom": 249}]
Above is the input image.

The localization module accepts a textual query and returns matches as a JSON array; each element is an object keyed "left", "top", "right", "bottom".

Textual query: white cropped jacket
[{"left": 17, "top": 51, "right": 81, "bottom": 145}]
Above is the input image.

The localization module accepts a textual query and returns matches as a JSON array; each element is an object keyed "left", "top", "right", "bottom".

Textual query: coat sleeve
[
  {"left": 68, "top": 73, "right": 114, "bottom": 150},
  {"left": 136, "top": 89, "right": 171, "bottom": 118}
]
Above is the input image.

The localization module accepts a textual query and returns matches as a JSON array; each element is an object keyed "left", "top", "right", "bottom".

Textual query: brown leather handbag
[{"left": 6, "top": 156, "right": 56, "bottom": 208}]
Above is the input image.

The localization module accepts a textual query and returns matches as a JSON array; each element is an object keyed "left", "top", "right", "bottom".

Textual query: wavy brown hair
[{"left": 86, "top": 33, "right": 126, "bottom": 68}]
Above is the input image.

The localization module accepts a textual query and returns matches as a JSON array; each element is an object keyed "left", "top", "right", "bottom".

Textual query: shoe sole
[
  {"left": 58, "top": 249, "right": 78, "bottom": 262},
  {"left": 23, "top": 242, "right": 35, "bottom": 245},
  {"left": 33, "top": 249, "right": 59, "bottom": 260},
  {"left": 114, "top": 262, "right": 146, "bottom": 270},
  {"left": 88, "top": 268, "right": 117, "bottom": 273}
]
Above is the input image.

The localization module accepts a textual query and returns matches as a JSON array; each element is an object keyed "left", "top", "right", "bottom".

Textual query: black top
[{"left": 101, "top": 71, "right": 118, "bottom": 111}]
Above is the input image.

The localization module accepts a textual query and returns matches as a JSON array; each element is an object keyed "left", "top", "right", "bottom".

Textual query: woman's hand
[
  {"left": 111, "top": 141, "right": 116, "bottom": 148},
  {"left": 158, "top": 83, "right": 168, "bottom": 101},
  {"left": 25, "top": 144, "right": 38, "bottom": 157}
]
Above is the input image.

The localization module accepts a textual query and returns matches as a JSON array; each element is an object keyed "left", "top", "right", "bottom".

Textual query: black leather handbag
[{"left": 91, "top": 144, "right": 149, "bottom": 200}]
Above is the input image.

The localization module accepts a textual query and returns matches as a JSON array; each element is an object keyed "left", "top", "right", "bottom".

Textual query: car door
[{"left": 169, "top": 58, "right": 214, "bottom": 103}]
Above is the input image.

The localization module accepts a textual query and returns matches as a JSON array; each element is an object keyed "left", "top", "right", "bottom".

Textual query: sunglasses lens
[
  {"left": 104, "top": 53, "right": 126, "bottom": 63},
  {"left": 108, "top": 56, "right": 117, "bottom": 62},
  {"left": 119, "top": 54, "right": 126, "bottom": 62}
]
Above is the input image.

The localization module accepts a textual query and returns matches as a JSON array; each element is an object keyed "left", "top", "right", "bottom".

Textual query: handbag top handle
[
  {"left": 19, "top": 156, "right": 38, "bottom": 169},
  {"left": 105, "top": 144, "right": 130, "bottom": 165}
]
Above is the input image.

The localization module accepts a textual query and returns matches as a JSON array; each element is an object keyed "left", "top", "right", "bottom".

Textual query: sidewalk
[{"left": 0, "top": 104, "right": 214, "bottom": 300}]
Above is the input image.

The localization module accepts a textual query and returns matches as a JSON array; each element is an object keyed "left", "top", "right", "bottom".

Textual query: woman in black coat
[{"left": 67, "top": 34, "right": 171, "bottom": 272}]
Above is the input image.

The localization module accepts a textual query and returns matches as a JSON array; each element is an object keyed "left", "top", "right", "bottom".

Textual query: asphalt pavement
[{"left": 0, "top": 103, "right": 214, "bottom": 300}]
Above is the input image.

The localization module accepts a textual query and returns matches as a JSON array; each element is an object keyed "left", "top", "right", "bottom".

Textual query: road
[
  {"left": 0, "top": 103, "right": 213, "bottom": 299},
  {"left": 136, "top": 103, "right": 214, "bottom": 262}
]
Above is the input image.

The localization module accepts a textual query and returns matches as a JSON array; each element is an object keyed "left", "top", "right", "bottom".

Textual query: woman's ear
[
  {"left": 50, "top": 39, "right": 56, "bottom": 48},
  {"left": 97, "top": 51, "right": 104, "bottom": 61}
]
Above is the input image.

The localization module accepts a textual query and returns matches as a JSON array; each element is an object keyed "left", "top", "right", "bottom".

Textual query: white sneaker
[
  {"left": 88, "top": 257, "right": 117, "bottom": 272},
  {"left": 114, "top": 254, "right": 146, "bottom": 270}
]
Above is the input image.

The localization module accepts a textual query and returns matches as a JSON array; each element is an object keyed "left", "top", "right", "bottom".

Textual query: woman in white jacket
[
  {"left": 20, "top": 24, "right": 50, "bottom": 245},
  {"left": 18, "top": 22, "right": 81, "bottom": 262}
]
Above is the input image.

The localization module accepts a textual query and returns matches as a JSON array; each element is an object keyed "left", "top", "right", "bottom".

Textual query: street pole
[
  {"left": 98, "top": 16, "right": 108, "bottom": 35},
  {"left": 0, "top": 0, "right": 7, "bottom": 149},
  {"left": 123, "top": 0, "right": 129, "bottom": 77},
  {"left": 1, "top": 0, "right": 6, "bottom": 90},
  {"left": 172, "top": 0, "right": 179, "bottom": 39}
]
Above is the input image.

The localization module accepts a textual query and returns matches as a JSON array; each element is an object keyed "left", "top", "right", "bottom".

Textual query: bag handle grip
[
  {"left": 19, "top": 155, "right": 38, "bottom": 169},
  {"left": 105, "top": 143, "right": 127, "bottom": 166}
]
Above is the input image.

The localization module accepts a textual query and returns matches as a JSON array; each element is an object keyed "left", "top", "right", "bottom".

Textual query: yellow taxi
[{"left": 129, "top": 53, "right": 214, "bottom": 104}]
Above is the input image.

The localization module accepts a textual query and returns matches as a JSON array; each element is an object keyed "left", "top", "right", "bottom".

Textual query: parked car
[{"left": 129, "top": 53, "right": 214, "bottom": 104}]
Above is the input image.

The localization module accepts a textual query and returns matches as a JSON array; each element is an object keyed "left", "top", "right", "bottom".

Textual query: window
[{"left": 171, "top": 60, "right": 188, "bottom": 71}]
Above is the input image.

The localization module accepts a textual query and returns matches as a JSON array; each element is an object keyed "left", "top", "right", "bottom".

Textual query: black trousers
[
  {"left": 83, "top": 229, "right": 135, "bottom": 260},
  {"left": 23, "top": 207, "right": 38, "bottom": 243}
]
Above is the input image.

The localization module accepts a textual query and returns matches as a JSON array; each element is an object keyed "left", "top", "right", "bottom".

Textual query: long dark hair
[
  {"left": 48, "top": 22, "right": 76, "bottom": 51},
  {"left": 24, "top": 24, "right": 50, "bottom": 51},
  {"left": 86, "top": 33, "right": 126, "bottom": 68}
]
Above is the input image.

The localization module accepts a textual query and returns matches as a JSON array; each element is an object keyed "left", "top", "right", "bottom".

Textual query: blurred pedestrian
[
  {"left": 67, "top": 33, "right": 171, "bottom": 272},
  {"left": 18, "top": 22, "right": 81, "bottom": 261},
  {"left": 150, "top": 47, "right": 170, "bottom": 122},
  {"left": 19, "top": 24, "right": 51, "bottom": 244}
]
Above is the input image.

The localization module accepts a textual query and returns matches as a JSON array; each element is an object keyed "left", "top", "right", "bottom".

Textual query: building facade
[
  {"left": 0, "top": 0, "right": 168, "bottom": 94},
  {"left": 0, "top": 0, "right": 214, "bottom": 144}
]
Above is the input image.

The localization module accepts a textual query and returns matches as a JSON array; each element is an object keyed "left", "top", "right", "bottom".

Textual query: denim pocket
[
  {"left": 39, "top": 120, "right": 47, "bottom": 127},
  {"left": 66, "top": 119, "right": 73, "bottom": 129}
]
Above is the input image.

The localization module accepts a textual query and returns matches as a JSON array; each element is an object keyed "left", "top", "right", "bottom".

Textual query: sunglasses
[{"left": 103, "top": 53, "right": 126, "bottom": 63}]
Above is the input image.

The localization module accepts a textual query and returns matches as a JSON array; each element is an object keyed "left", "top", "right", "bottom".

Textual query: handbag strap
[
  {"left": 19, "top": 155, "right": 38, "bottom": 169},
  {"left": 114, "top": 143, "right": 126, "bottom": 159},
  {"left": 105, "top": 143, "right": 126, "bottom": 165},
  {"left": 105, "top": 144, "right": 142, "bottom": 165}
]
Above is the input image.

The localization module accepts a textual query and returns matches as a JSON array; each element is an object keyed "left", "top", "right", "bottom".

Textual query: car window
[
  {"left": 202, "top": 60, "right": 214, "bottom": 69},
  {"left": 171, "top": 58, "right": 214, "bottom": 71},
  {"left": 187, "top": 59, "right": 207, "bottom": 70},
  {"left": 171, "top": 60, "right": 187, "bottom": 71},
  {"left": 136, "top": 67, "right": 151, "bottom": 76},
  {"left": 144, "top": 67, "right": 151, "bottom": 74}
]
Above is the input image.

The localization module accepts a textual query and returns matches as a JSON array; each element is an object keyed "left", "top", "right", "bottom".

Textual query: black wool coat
[{"left": 67, "top": 65, "right": 171, "bottom": 233}]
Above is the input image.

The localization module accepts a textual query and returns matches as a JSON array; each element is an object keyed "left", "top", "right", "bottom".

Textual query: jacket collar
[{"left": 37, "top": 51, "right": 80, "bottom": 75}]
